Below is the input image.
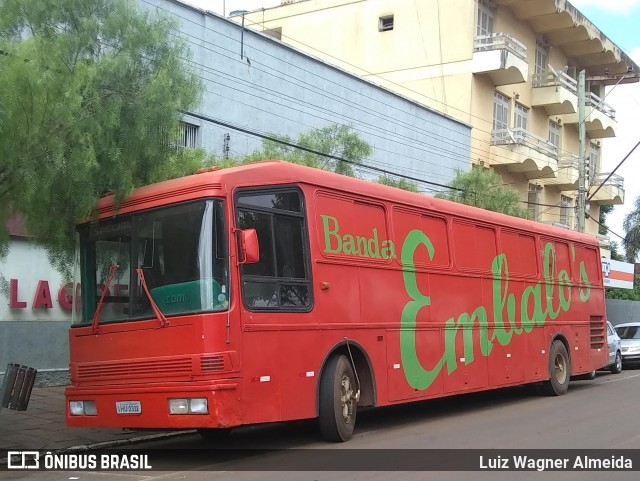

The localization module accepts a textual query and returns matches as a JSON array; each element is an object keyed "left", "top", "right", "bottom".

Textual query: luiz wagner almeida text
[{"left": 479, "top": 454, "right": 632, "bottom": 471}]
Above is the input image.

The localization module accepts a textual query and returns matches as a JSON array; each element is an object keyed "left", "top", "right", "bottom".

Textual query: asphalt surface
[{"left": 4, "top": 368, "right": 640, "bottom": 481}]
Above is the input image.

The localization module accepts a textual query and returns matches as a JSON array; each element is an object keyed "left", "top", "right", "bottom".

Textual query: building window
[
  {"left": 560, "top": 195, "right": 572, "bottom": 227},
  {"left": 476, "top": 1, "right": 495, "bottom": 37},
  {"left": 493, "top": 92, "right": 509, "bottom": 132},
  {"left": 181, "top": 122, "right": 198, "bottom": 148},
  {"left": 548, "top": 121, "right": 561, "bottom": 148},
  {"left": 528, "top": 184, "right": 540, "bottom": 221},
  {"left": 263, "top": 27, "right": 282, "bottom": 40},
  {"left": 514, "top": 103, "right": 528, "bottom": 130},
  {"left": 535, "top": 41, "right": 549, "bottom": 75},
  {"left": 379, "top": 15, "right": 394, "bottom": 32}
]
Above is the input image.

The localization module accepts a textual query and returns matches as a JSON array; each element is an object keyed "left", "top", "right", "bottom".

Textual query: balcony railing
[
  {"left": 558, "top": 153, "right": 600, "bottom": 186},
  {"left": 543, "top": 220, "right": 572, "bottom": 230},
  {"left": 586, "top": 92, "right": 616, "bottom": 120},
  {"left": 594, "top": 172, "right": 624, "bottom": 190},
  {"left": 557, "top": 153, "right": 579, "bottom": 169},
  {"left": 491, "top": 128, "right": 559, "bottom": 159},
  {"left": 532, "top": 67, "right": 578, "bottom": 96},
  {"left": 474, "top": 33, "right": 527, "bottom": 61}
]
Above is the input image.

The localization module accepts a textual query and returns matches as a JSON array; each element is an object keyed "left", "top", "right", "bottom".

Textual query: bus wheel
[
  {"left": 542, "top": 340, "right": 570, "bottom": 396},
  {"left": 197, "top": 427, "right": 232, "bottom": 441},
  {"left": 319, "top": 354, "right": 357, "bottom": 442}
]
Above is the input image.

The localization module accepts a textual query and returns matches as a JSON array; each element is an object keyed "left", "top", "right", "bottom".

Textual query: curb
[{"left": 63, "top": 429, "right": 197, "bottom": 451}]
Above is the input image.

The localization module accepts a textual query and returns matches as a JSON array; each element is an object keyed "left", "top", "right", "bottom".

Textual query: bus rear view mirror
[{"left": 238, "top": 228, "right": 260, "bottom": 264}]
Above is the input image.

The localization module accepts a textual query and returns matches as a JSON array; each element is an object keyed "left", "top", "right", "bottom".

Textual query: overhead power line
[
  {"left": 19, "top": 1, "right": 632, "bottom": 207},
  {"left": 587, "top": 213, "right": 640, "bottom": 255},
  {"left": 588, "top": 139, "right": 640, "bottom": 202},
  {"left": 186, "top": 110, "right": 466, "bottom": 192},
  {"left": 142, "top": 0, "right": 584, "bottom": 173}
]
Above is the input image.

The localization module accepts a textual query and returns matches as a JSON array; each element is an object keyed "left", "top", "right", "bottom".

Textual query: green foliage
[
  {"left": 623, "top": 196, "right": 640, "bottom": 263},
  {"left": 609, "top": 241, "right": 625, "bottom": 262},
  {"left": 599, "top": 205, "right": 614, "bottom": 236},
  {"left": 240, "top": 124, "right": 371, "bottom": 176},
  {"left": 376, "top": 175, "right": 419, "bottom": 192},
  {"left": 436, "top": 168, "right": 530, "bottom": 219},
  {"left": 605, "top": 284, "right": 640, "bottom": 301},
  {"left": 0, "top": 0, "right": 203, "bottom": 276}
]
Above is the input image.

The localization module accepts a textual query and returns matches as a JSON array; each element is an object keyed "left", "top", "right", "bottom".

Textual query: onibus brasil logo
[{"left": 321, "top": 215, "right": 592, "bottom": 390}]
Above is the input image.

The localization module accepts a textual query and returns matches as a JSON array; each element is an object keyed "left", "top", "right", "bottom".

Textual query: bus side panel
[
  {"left": 313, "top": 262, "right": 361, "bottom": 326},
  {"left": 572, "top": 243, "right": 607, "bottom": 373},
  {"left": 439, "top": 274, "right": 489, "bottom": 395},
  {"left": 358, "top": 265, "right": 405, "bottom": 328},
  {"left": 385, "top": 328, "right": 444, "bottom": 402},
  {"left": 526, "top": 327, "right": 548, "bottom": 381},
  {"left": 570, "top": 322, "right": 590, "bottom": 373},
  {"left": 487, "top": 275, "right": 526, "bottom": 387},
  {"left": 240, "top": 331, "right": 281, "bottom": 424},
  {"left": 277, "top": 329, "right": 321, "bottom": 422}
]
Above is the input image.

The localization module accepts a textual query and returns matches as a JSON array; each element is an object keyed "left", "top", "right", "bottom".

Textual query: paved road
[{"left": 6, "top": 368, "right": 640, "bottom": 481}]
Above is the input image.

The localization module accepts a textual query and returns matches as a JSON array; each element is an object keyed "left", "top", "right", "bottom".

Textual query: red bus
[{"left": 66, "top": 160, "right": 606, "bottom": 441}]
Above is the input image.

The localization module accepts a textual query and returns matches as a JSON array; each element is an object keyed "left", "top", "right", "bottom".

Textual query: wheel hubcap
[
  {"left": 554, "top": 354, "right": 567, "bottom": 384},
  {"left": 340, "top": 374, "right": 354, "bottom": 424}
]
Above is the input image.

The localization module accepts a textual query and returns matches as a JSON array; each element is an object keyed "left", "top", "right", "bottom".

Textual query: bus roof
[{"left": 94, "top": 160, "right": 599, "bottom": 247}]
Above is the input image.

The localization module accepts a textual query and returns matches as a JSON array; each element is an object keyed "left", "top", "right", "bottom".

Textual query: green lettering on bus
[
  {"left": 400, "top": 231, "right": 592, "bottom": 390},
  {"left": 320, "top": 215, "right": 396, "bottom": 259}
]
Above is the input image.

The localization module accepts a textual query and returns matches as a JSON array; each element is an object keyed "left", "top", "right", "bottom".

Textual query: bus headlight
[
  {"left": 168, "top": 398, "right": 208, "bottom": 414},
  {"left": 69, "top": 400, "right": 97, "bottom": 416},
  {"left": 188, "top": 398, "right": 208, "bottom": 414}
]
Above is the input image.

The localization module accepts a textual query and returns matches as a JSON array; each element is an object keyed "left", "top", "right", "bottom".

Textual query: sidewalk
[{"left": 0, "top": 386, "right": 194, "bottom": 452}]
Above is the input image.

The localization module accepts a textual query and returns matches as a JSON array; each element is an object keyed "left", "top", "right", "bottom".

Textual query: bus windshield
[{"left": 73, "top": 200, "right": 228, "bottom": 325}]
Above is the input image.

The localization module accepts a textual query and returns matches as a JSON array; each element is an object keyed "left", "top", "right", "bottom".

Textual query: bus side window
[{"left": 236, "top": 189, "right": 312, "bottom": 311}]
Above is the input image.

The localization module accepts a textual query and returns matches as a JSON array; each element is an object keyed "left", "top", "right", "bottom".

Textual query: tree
[
  {"left": 609, "top": 241, "right": 624, "bottom": 262},
  {"left": 376, "top": 175, "right": 419, "bottom": 192},
  {"left": 241, "top": 124, "right": 371, "bottom": 176},
  {"left": 598, "top": 204, "right": 614, "bottom": 235},
  {"left": 217, "top": 125, "right": 423, "bottom": 193},
  {"left": 605, "top": 284, "right": 640, "bottom": 301},
  {"left": 0, "top": 0, "right": 203, "bottom": 275},
  {"left": 436, "top": 167, "right": 530, "bottom": 219},
  {"left": 623, "top": 196, "right": 640, "bottom": 263}
]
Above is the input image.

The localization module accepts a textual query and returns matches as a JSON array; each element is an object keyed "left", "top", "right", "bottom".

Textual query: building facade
[
  {"left": 149, "top": 0, "right": 471, "bottom": 187},
  {"left": 0, "top": 0, "right": 471, "bottom": 382},
  {"left": 239, "top": 0, "right": 639, "bottom": 245}
]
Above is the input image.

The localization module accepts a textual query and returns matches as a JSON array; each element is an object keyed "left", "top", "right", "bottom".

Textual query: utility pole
[{"left": 577, "top": 70, "right": 586, "bottom": 233}]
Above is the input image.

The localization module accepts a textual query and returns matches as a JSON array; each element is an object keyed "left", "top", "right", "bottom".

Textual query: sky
[{"left": 183, "top": 0, "right": 640, "bottom": 248}]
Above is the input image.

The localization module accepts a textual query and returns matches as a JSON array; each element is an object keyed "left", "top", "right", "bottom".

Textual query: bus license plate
[{"left": 116, "top": 401, "right": 142, "bottom": 414}]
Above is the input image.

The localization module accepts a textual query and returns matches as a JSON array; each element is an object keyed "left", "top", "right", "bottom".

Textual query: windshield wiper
[
  {"left": 136, "top": 268, "right": 170, "bottom": 328},
  {"left": 91, "top": 264, "right": 120, "bottom": 334}
]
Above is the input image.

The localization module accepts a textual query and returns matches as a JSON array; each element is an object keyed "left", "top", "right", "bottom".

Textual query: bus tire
[
  {"left": 319, "top": 354, "right": 357, "bottom": 442},
  {"left": 542, "top": 340, "right": 570, "bottom": 396},
  {"left": 611, "top": 351, "right": 623, "bottom": 374}
]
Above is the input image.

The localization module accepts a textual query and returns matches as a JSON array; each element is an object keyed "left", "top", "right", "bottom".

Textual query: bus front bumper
[{"left": 65, "top": 381, "right": 240, "bottom": 429}]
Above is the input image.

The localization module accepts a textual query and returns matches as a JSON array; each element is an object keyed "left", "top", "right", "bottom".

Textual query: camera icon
[{"left": 7, "top": 451, "right": 40, "bottom": 470}]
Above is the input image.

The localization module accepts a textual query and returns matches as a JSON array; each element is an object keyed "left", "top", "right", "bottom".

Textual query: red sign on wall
[{"left": 9, "top": 279, "right": 74, "bottom": 311}]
